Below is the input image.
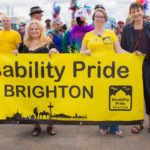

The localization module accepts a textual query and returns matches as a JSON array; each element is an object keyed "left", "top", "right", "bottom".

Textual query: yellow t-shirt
[
  {"left": 0, "top": 30, "right": 22, "bottom": 53},
  {"left": 82, "top": 29, "right": 118, "bottom": 54}
]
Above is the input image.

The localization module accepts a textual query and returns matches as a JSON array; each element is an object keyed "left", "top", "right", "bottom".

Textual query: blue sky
[{"left": 0, "top": 0, "right": 149, "bottom": 24}]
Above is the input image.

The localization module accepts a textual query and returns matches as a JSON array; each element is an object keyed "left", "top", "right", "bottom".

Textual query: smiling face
[
  {"left": 29, "top": 23, "right": 41, "bottom": 39},
  {"left": 130, "top": 7, "right": 144, "bottom": 22},
  {"left": 94, "top": 11, "right": 106, "bottom": 27}
]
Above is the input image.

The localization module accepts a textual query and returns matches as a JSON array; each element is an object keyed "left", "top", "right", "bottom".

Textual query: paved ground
[{"left": 0, "top": 117, "right": 150, "bottom": 150}]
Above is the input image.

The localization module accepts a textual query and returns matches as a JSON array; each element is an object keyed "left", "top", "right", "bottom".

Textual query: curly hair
[{"left": 24, "top": 20, "right": 52, "bottom": 48}]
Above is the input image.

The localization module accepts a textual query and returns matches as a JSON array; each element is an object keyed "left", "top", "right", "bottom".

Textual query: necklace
[{"left": 94, "top": 29, "right": 105, "bottom": 37}]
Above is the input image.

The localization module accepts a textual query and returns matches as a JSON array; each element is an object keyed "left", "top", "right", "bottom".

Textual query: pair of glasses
[{"left": 95, "top": 16, "right": 105, "bottom": 19}]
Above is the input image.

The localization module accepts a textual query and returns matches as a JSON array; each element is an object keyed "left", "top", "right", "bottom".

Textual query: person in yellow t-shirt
[
  {"left": 81, "top": 8, "right": 131, "bottom": 56},
  {"left": 82, "top": 29, "right": 118, "bottom": 54},
  {"left": 0, "top": 16, "right": 22, "bottom": 53},
  {"left": 81, "top": 8, "right": 130, "bottom": 137}
]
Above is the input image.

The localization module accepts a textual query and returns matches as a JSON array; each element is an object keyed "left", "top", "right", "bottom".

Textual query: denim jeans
[{"left": 99, "top": 125, "right": 119, "bottom": 133}]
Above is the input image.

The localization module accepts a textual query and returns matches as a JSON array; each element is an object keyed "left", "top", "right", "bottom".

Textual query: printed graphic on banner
[
  {"left": 0, "top": 53, "right": 145, "bottom": 125},
  {"left": 109, "top": 86, "right": 132, "bottom": 111}
]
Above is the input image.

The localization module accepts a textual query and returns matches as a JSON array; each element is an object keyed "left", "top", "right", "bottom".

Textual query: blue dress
[{"left": 47, "top": 30, "right": 62, "bottom": 53}]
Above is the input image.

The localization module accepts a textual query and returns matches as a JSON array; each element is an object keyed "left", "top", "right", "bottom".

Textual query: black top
[
  {"left": 134, "top": 29, "right": 150, "bottom": 58},
  {"left": 19, "top": 42, "right": 57, "bottom": 53}
]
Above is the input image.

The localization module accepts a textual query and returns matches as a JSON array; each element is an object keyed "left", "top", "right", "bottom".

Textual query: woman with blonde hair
[
  {"left": 17, "top": 20, "right": 58, "bottom": 136},
  {"left": 18, "top": 20, "right": 58, "bottom": 55}
]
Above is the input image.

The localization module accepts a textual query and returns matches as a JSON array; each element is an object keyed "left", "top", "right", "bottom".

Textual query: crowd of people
[{"left": 0, "top": 1, "right": 150, "bottom": 137}]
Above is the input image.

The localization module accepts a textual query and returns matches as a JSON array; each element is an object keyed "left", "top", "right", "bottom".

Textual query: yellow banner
[{"left": 0, "top": 53, "right": 144, "bottom": 125}]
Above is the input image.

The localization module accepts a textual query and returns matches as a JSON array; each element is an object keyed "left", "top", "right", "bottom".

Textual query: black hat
[
  {"left": 29, "top": 6, "right": 44, "bottom": 15},
  {"left": 94, "top": 4, "right": 105, "bottom": 10}
]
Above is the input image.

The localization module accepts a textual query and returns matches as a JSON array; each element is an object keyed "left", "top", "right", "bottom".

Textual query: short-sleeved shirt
[
  {"left": 0, "top": 30, "right": 22, "bottom": 53},
  {"left": 82, "top": 30, "right": 118, "bottom": 54}
]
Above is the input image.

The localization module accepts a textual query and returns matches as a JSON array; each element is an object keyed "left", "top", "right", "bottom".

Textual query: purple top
[
  {"left": 71, "top": 25, "right": 94, "bottom": 35},
  {"left": 135, "top": 29, "right": 150, "bottom": 59},
  {"left": 70, "top": 25, "right": 94, "bottom": 53}
]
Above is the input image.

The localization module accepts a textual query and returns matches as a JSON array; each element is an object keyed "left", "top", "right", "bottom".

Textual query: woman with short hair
[
  {"left": 80, "top": 8, "right": 129, "bottom": 137},
  {"left": 121, "top": 2, "right": 150, "bottom": 134}
]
